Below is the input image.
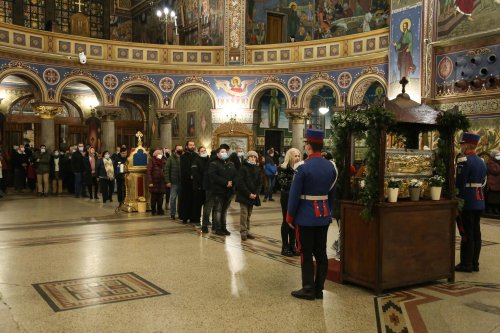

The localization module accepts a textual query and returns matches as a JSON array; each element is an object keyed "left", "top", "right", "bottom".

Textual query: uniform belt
[
  {"left": 465, "top": 183, "right": 482, "bottom": 188},
  {"left": 300, "top": 195, "right": 328, "bottom": 200}
]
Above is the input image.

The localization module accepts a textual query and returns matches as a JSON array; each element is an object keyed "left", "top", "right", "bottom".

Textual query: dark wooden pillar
[{"left": 102, "top": 0, "right": 110, "bottom": 39}]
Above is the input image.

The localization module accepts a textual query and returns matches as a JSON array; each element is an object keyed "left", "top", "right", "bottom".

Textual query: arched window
[
  {"left": 0, "top": 0, "right": 14, "bottom": 24},
  {"left": 24, "top": 0, "right": 46, "bottom": 30},
  {"left": 56, "top": 0, "right": 104, "bottom": 38}
]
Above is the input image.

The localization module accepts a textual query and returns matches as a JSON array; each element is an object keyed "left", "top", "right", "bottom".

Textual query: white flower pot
[
  {"left": 388, "top": 188, "right": 399, "bottom": 203},
  {"left": 409, "top": 187, "right": 421, "bottom": 201},
  {"left": 430, "top": 187, "right": 442, "bottom": 201}
]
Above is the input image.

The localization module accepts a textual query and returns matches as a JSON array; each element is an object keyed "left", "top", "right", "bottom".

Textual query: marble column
[
  {"left": 156, "top": 109, "right": 177, "bottom": 150},
  {"left": 285, "top": 108, "right": 310, "bottom": 150},
  {"left": 31, "top": 102, "right": 63, "bottom": 150},
  {"left": 96, "top": 106, "right": 122, "bottom": 154}
]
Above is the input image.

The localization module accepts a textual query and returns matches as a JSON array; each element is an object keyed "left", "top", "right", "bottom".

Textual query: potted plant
[
  {"left": 387, "top": 178, "right": 402, "bottom": 203},
  {"left": 408, "top": 179, "right": 423, "bottom": 201},
  {"left": 428, "top": 175, "right": 445, "bottom": 200}
]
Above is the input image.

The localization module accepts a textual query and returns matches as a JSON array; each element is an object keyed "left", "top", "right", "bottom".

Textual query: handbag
[{"left": 254, "top": 195, "right": 261, "bottom": 207}]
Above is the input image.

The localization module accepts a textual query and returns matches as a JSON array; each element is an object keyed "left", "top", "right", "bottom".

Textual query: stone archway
[
  {"left": 114, "top": 79, "right": 164, "bottom": 109},
  {"left": 0, "top": 68, "right": 47, "bottom": 102},
  {"left": 298, "top": 79, "right": 341, "bottom": 111},
  {"left": 55, "top": 75, "right": 107, "bottom": 106},
  {"left": 248, "top": 83, "right": 292, "bottom": 110},
  {"left": 347, "top": 74, "right": 387, "bottom": 106},
  {"left": 169, "top": 82, "right": 217, "bottom": 110}
]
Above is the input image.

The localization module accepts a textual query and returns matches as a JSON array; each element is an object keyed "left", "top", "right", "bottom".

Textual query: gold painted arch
[
  {"left": 248, "top": 83, "right": 292, "bottom": 110},
  {"left": 0, "top": 68, "right": 48, "bottom": 102},
  {"left": 298, "top": 79, "right": 341, "bottom": 110},
  {"left": 55, "top": 76, "right": 107, "bottom": 106},
  {"left": 169, "top": 83, "right": 217, "bottom": 110},
  {"left": 114, "top": 80, "right": 164, "bottom": 108},
  {"left": 347, "top": 73, "right": 387, "bottom": 106}
]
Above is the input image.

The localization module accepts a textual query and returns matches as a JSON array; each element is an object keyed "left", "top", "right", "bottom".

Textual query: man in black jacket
[
  {"left": 71, "top": 143, "right": 85, "bottom": 198},
  {"left": 235, "top": 151, "right": 262, "bottom": 240},
  {"left": 179, "top": 141, "right": 197, "bottom": 223},
  {"left": 191, "top": 146, "right": 209, "bottom": 229},
  {"left": 113, "top": 147, "right": 128, "bottom": 204},
  {"left": 208, "top": 147, "right": 236, "bottom": 236}
]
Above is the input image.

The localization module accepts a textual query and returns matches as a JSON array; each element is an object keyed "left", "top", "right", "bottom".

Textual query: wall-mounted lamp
[{"left": 156, "top": 7, "right": 178, "bottom": 41}]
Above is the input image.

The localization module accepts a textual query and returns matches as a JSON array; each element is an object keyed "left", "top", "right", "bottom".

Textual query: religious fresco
[
  {"left": 110, "top": 17, "right": 132, "bottom": 42},
  {"left": 177, "top": 0, "right": 224, "bottom": 45},
  {"left": 258, "top": 89, "right": 287, "bottom": 129},
  {"left": 362, "top": 81, "right": 386, "bottom": 104},
  {"left": 246, "top": 0, "right": 390, "bottom": 45},
  {"left": 388, "top": 4, "right": 421, "bottom": 101},
  {"left": 437, "top": 0, "right": 500, "bottom": 39}
]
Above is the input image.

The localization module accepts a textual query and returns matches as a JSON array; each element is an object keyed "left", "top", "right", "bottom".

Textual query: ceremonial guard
[
  {"left": 455, "top": 132, "right": 487, "bottom": 272},
  {"left": 286, "top": 129, "right": 337, "bottom": 300}
]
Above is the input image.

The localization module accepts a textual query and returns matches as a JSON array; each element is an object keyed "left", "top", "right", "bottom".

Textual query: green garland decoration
[
  {"left": 331, "top": 106, "right": 395, "bottom": 221},
  {"left": 436, "top": 109, "right": 470, "bottom": 206},
  {"left": 359, "top": 106, "right": 396, "bottom": 220},
  {"left": 330, "top": 108, "right": 368, "bottom": 218}
]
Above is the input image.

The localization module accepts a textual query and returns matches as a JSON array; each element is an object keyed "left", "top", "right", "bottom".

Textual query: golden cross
[
  {"left": 136, "top": 131, "right": 143, "bottom": 146},
  {"left": 75, "top": 0, "right": 84, "bottom": 13}
]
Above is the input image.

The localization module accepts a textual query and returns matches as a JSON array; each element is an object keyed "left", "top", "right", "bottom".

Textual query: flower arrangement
[
  {"left": 409, "top": 179, "right": 423, "bottom": 188},
  {"left": 428, "top": 175, "right": 445, "bottom": 187},
  {"left": 388, "top": 178, "right": 402, "bottom": 188}
]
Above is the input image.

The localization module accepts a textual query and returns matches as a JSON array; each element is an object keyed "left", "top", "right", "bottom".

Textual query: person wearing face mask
[
  {"left": 165, "top": 145, "right": 182, "bottom": 219},
  {"left": 235, "top": 151, "right": 262, "bottom": 241},
  {"left": 71, "top": 143, "right": 86, "bottom": 198},
  {"left": 50, "top": 150, "right": 65, "bottom": 196},
  {"left": 33, "top": 144, "right": 51, "bottom": 196},
  {"left": 147, "top": 150, "right": 167, "bottom": 215},
  {"left": 114, "top": 147, "right": 129, "bottom": 205},
  {"left": 229, "top": 147, "right": 245, "bottom": 170},
  {"left": 96, "top": 151, "right": 115, "bottom": 203},
  {"left": 12, "top": 145, "right": 28, "bottom": 192},
  {"left": 277, "top": 148, "right": 302, "bottom": 256},
  {"left": 179, "top": 141, "right": 197, "bottom": 223},
  {"left": 455, "top": 133, "right": 487, "bottom": 273},
  {"left": 208, "top": 147, "right": 237, "bottom": 235},
  {"left": 83, "top": 147, "right": 99, "bottom": 200},
  {"left": 191, "top": 146, "right": 210, "bottom": 230},
  {"left": 264, "top": 148, "right": 278, "bottom": 202},
  {"left": 486, "top": 149, "right": 500, "bottom": 215}
]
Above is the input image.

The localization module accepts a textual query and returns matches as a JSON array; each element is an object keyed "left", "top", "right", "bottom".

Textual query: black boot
[
  {"left": 291, "top": 288, "right": 315, "bottom": 300},
  {"left": 292, "top": 261, "right": 315, "bottom": 300},
  {"left": 315, "top": 259, "right": 328, "bottom": 299},
  {"left": 281, "top": 246, "right": 293, "bottom": 257}
]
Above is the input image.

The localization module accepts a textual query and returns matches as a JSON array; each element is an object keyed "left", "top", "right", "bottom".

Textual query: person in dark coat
[
  {"left": 83, "top": 146, "right": 99, "bottom": 200},
  {"left": 455, "top": 133, "right": 487, "bottom": 273},
  {"left": 179, "top": 141, "right": 197, "bottom": 223},
  {"left": 96, "top": 151, "right": 115, "bottom": 203},
  {"left": 191, "top": 146, "right": 209, "bottom": 228},
  {"left": 12, "top": 145, "right": 28, "bottom": 192},
  {"left": 208, "top": 147, "right": 237, "bottom": 236},
  {"left": 33, "top": 144, "right": 51, "bottom": 196},
  {"left": 147, "top": 149, "right": 167, "bottom": 215},
  {"left": 49, "top": 149, "right": 65, "bottom": 196},
  {"left": 486, "top": 149, "right": 500, "bottom": 215},
  {"left": 229, "top": 147, "right": 245, "bottom": 171},
  {"left": 277, "top": 147, "right": 302, "bottom": 256},
  {"left": 71, "top": 143, "right": 86, "bottom": 198},
  {"left": 235, "top": 151, "right": 262, "bottom": 241},
  {"left": 113, "top": 147, "right": 128, "bottom": 204}
]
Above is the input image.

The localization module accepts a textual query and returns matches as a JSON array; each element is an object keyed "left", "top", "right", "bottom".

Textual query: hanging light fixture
[{"left": 318, "top": 97, "right": 329, "bottom": 115}]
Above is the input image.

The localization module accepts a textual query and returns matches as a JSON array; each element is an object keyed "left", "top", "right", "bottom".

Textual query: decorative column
[
  {"left": 285, "top": 108, "right": 310, "bottom": 150},
  {"left": 96, "top": 106, "right": 122, "bottom": 154},
  {"left": 156, "top": 109, "right": 177, "bottom": 150},
  {"left": 31, "top": 102, "right": 63, "bottom": 150},
  {"left": 224, "top": 0, "right": 246, "bottom": 65}
]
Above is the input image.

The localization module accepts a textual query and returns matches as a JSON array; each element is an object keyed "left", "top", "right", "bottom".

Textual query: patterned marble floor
[{"left": 0, "top": 194, "right": 499, "bottom": 332}]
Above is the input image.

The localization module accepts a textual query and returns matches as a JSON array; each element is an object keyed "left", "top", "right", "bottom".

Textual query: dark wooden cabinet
[{"left": 341, "top": 200, "right": 456, "bottom": 294}]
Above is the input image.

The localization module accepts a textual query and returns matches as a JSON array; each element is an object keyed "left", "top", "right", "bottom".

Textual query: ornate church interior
[{"left": 0, "top": 0, "right": 499, "bottom": 331}]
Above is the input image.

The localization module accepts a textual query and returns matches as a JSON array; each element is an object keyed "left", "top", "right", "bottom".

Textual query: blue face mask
[{"left": 220, "top": 152, "right": 229, "bottom": 160}]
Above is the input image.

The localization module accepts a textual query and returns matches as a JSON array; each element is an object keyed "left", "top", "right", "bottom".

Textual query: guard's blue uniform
[
  {"left": 286, "top": 154, "right": 337, "bottom": 226},
  {"left": 455, "top": 139, "right": 487, "bottom": 272},
  {"left": 286, "top": 152, "right": 337, "bottom": 298}
]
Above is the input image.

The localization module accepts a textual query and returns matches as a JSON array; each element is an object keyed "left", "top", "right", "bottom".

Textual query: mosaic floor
[
  {"left": 33, "top": 272, "right": 169, "bottom": 312},
  {"left": 0, "top": 194, "right": 499, "bottom": 332}
]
